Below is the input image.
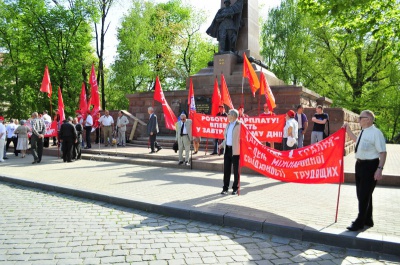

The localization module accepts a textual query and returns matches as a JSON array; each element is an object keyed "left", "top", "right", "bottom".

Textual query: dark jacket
[
  {"left": 59, "top": 121, "right": 77, "bottom": 140},
  {"left": 147, "top": 113, "right": 159, "bottom": 135}
]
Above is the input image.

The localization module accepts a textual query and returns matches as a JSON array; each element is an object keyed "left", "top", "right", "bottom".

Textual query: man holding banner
[
  {"left": 219, "top": 109, "right": 241, "bottom": 195},
  {"left": 343, "top": 110, "right": 386, "bottom": 231}
]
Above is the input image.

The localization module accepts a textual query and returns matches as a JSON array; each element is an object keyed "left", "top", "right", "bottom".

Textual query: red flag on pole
[
  {"left": 58, "top": 87, "right": 65, "bottom": 122},
  {"left": 154, "top": 76, "right": 178, "bottom": 130},
  {"left": 78, "top": 82, "right": 88, "bottom": 119},
  {"left": 260, "top": 72, "right": 276, "bottom": 112},
  {"left": 242, "top": 53, "right": 260, "bottom": 97},
  {"left": 188, "top": 78, "right": 196, "bottom": 119},
  {"left": 211, "top": 77, "right": 221, "bottom": 116},
  {"left": 220, "top": 74, "right": 234, "bottom": 109},
  {"left": 40, "top": 65, "right": 52, "bottom": 98},
  {"left": 89, "top": 64, "right": 100, "bottom": 117}
]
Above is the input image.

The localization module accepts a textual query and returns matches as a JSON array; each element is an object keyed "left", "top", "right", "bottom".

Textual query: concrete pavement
[{"left": 0, "top": 144, "right": 399, "bottom": 256}]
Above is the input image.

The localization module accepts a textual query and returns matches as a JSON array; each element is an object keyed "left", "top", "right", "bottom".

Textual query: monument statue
[{"left": 206, "top": 0, "right": 245, "bottom": 53}]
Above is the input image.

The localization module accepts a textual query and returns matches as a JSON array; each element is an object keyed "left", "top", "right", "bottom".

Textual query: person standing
[
  {"left": 0, "top": 116, "right": 6, "bottom": 162},
  {"left": 42, "top": 110, "right": 52, "bottom": 148},
  {"left": 98, "top": 110, "right": 114, "bottom": 147},
  {"left": 84, "top": 110, "right": 93, "bottom": 149},
  {"left": 260, "top": 103, "right": 276, "bottom": 149},
  {"left": 283, "top": 110, "right": 299, "bottom": 150},
  {"left": 5, "top": 119, "right": 18, "bottom": 157},
  {"left": 116, "top": 111, "right": 129, "bottom": 147},
  {"left": 218, "top": 109, "right": 241, "bottom": 195},
  {"left": 52, "top": 110, "right": 60, "bottom": 146},
  {"left": 72, "top": 117, "right": 83, "bottom": 160},
  {"left": 295, "top": 105, "right": 308, "bottom": 148},
  {"left": 59, "top": 117, "right": 77, "bottom": 163},
  {"left": 175, "top": 114, "right": 192, "bottom": 166},
  {"left": 238, "top": 105, "right": 249, "bottom": 118},
  {"left": 30, "top": 112, "right": 46, "bottom": 164},
  {"left": 343, "top": 110, "right": 386, "bottom": 231},
  {"left": 147, "top": 107, "right": 162, "bottom": 154},
  {"left": 14, "top": 120, "right": 30, "bottom": 158},
  {"left": 211, "top": 105, "right": 227, "bottom": 155},
  {"left": 311, "top": 105, "right": 328, "bottom": 144}
]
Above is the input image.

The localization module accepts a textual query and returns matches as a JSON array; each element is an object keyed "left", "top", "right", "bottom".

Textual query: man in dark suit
[
  {"left": 72, "top": 117, "right": 83, "bottom": 160},
  {"left": 59, "top": 117, "right": 77, "bottom": 163},
  {"left": 147, "top": 107, "right": 162, "bottom": 154}
]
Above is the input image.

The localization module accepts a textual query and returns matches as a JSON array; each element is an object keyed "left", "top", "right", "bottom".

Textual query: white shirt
[
  {"left": 85, "top": 115, "right": 93, "bottom": 126},
  {"left": 226, "top": 121, "right": 236, "bottom": 146},
  {"left": 6, "top": 123, "right": 17, "bottom": 138},
  {"left": 181, "top": 121, "right": 187, "bottom": 135},
  {"left": 283, "top": 118, "right": 299, "bottom": 138},
  {"left": 99, "top": 115, "right": 114, "bottom": 126},
  {"left": 355, "top": 125, "right": 386, "bottom": 160},
  {"left": 297, "top": 113, "right": 303, "bottom": 129},
  {"left": 43, "top": 114, "right": 52, "bottom": 124},
  {"left": 0, "top": 123, "right": 6, "bottom": 140}
]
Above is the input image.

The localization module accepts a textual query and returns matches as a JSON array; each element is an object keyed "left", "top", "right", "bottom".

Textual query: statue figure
[{"left": 206, "top": 0, "right": 245, "bottom": 53}]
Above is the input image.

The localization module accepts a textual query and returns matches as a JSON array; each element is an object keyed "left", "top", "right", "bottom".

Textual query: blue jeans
[{"left": 298, "top": 129, "right": 304, "bottom": 148}]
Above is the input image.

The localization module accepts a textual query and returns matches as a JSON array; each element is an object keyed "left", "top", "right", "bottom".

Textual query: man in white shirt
[
  {"left": 116, "top": 111, "right": 129, "bottom": 147},
  {"left": 175, "top": 114, "right": 192, "bottom": 166},
  {"left": 98, "top": 110, "right": 114, "bottom": 146},
  {"left": 0, "top": 116, "right": 6, "bottom": 162},
  {"left": 84, "top": 110, "right": 93, "bottom": 149},
  {"left": 5, "top": 119, "right": 18, "bottom": 157},
  {"left": 343, "top": 110, "right": 386, "bottom": 231}
]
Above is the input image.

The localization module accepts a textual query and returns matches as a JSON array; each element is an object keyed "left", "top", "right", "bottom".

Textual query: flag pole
[
  {"left": 241, "top": 77, "right": 244, "bottom": 106},
  {"left": 335, "top": 157, "right": 345, "bottom": 222}
]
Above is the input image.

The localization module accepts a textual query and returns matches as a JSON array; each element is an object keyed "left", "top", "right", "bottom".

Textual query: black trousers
[
  {"left": 31, "top": 135, "right": 43, "bottom": 162},
  {"left": 85, "top": 126, "right": 92, "bottom": 148},
  {"left": 6, "top": 137, "right": 18, "bottom": 155},
  {"left": 223, "top": 146, "right": 240, "bottom": 192},
  {"left": 73, "top": 141, "right": 81, "bottom": 159},
  {"left": 354, "top": 158, "right": 379, "bottom": 226},
  {"left": 62, "top": 138, "right": 74, "bottom": 162},
  {"left": 149, "top": 133, "right": 161, "bottom": 152}
]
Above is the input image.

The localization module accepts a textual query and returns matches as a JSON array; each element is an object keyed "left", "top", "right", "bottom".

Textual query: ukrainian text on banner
[
  {"left": 27, "top": 121, "right": 58, "bottom": 138},
  {"left": 192, "top": 113, "right": 285, "bottom": 142},
  {"left": 240, "top": 124, "right": 345, "bottom": 184}
]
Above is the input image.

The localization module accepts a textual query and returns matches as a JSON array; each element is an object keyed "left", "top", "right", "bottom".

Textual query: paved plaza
[{"left": 0, "top": 182, "right": 399, "bottom": 264}]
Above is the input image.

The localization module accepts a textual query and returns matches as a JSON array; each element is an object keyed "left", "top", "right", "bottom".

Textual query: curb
[{"left": 1, "top": 175, "right": 399, "bottom": 256}]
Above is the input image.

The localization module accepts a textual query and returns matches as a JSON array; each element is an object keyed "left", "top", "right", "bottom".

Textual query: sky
[{"left": 103, "top": 0, "right": 282, "bottom": 66}]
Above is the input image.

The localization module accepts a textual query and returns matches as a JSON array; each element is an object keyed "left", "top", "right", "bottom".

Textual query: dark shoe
[
  {"left": 51, "top": 144, "right": 57, "bottom": 146},
  {"left": 149, "top": 151, "right": 156, "bottom": 154},
  {"left": 210, "top": 152, "right": 217, "bottom": 155},
  {"left": 105, "top": 145, "right": 108, "bottom": 147},
  {"left": 67, "top": 160, "right": 74, "bottom": 163},
  {"left": 156, "top": 147, "right": 163, "bottom": 152},
  {"left": 178, "top": 161, "right": 184, "bottom": 165},
  {"left": 365, "top": 220, "right": 374, "bottom": 227},
  {"left": 37, "top": 159, "right": 41, "bottom": 163},
  {"left": 32, "top": 161, "right": 37, "bottom": 164},
  {"left": 3, "top": 157, "right": 8, "bottom": 160},
  {"left": 221, "top": 190, "right": 228, "bottom": 195},
  {"left": 232, "top": 191, "right": 238, "bottom": 195},
  {"left": 193, "top": 151, "right": 198, "bottom": 155},
  {"left": 346, "top": 223, "right": 363, "bottom": 231}
]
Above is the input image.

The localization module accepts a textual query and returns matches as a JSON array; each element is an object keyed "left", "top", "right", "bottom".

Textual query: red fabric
[
  {"left": 154, "top": 77, "right": 178, "bottom": 131},
  {"left": 78, "top": 82, "right": 88, "bottom": 119},
  {"left": 220, "top": 74, "right": 234, "bottom": 109},
  {"left": 89, "top": 64, "right": 100, "bottom": 117},
  {"left": 240, "top": 124, "right": 345, "bottom": 184},
  {"left": 188, "top": 78, "right": 196, "bottom": 119},
  {"left": 40, "top": 65, "right": 52, "bottom": 98},
  {"left": 192, "top": 113, "right": 285, "bottom": 142},
  {"left": 57, "top": 87, "right": 65, "bottom": 123},
  {"left": 211, "top": 78, "right": 221, "bottom": 116},
  {"left": 260, "top": 72, "right": 276, "bottom": 111},
  {"left": 242, "top": 53, "right": 260, "bottom": 97}
]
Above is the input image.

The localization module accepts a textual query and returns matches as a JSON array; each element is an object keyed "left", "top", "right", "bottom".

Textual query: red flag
[
  {"left": 40, "top": 65, "right": 52, "bottom": 98},
  {"left": 220, "top": 74, "right": 234, "bottom": 110},
  {"left": 153, "top": 77, "right": 178, "bottom": 130},
  {"left": 58, "top": 87, "right": 65, "bottom": 122},
  {"left": 242, "top": 53, "right": 260, "bottom": 97},
  {"left": 260, "top": 72, "right": 276, "bottom": 111},
  {"left": 89, "top": 64, "right": 100, "bottom": 117},
  {"left": 188, "top": 78, "right": 196, "bottom": 119},
  {"left": 211, "top": 78, "right": 221, "bottom": 116},
  {"left": 78, "top": 82, "right": 88, "bottom": 119}
]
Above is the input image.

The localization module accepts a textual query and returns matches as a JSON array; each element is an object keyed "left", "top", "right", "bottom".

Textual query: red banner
[
  {"left": 27, "top": 121, "right": 58, "bottom": 138},
  {"left": 192, "top": 113, "right": 285, "bottom": 142},
  {"left": 240, "top": 124, "right": 345, "bottom": 184}
]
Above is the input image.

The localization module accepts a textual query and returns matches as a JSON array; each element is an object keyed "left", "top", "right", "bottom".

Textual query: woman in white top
[{"left": 283, "top": 110, "right": 299, "bottom": 150}]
